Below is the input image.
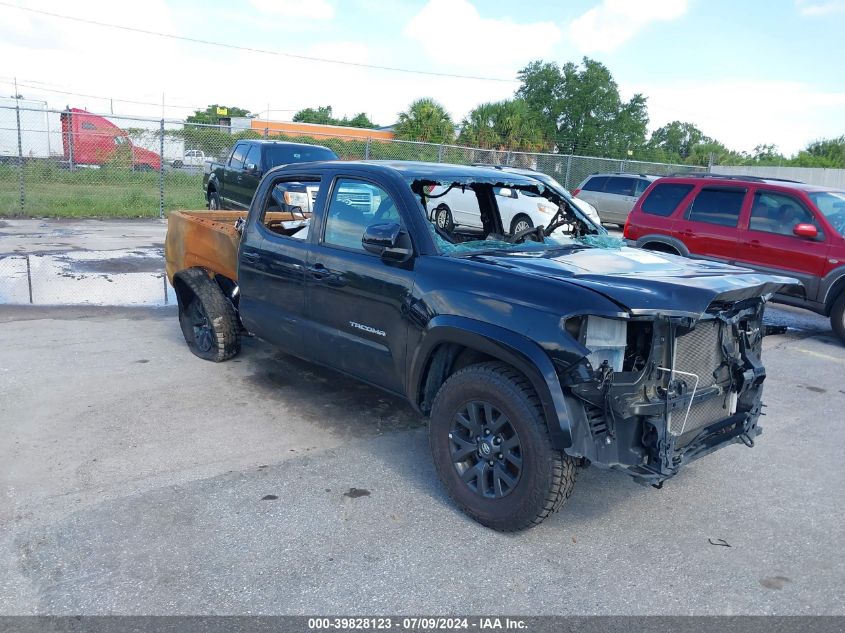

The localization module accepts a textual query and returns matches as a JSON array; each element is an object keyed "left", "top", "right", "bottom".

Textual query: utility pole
[{"left": 14, "top": 77, "right": 24, "bottom": 214}]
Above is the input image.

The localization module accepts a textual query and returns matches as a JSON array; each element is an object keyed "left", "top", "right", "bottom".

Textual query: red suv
[{"left": 624, "top": 174, "right": 845, "bottom": 342}]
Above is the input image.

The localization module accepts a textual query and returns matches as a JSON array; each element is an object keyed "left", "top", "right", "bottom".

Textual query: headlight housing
[
  {"left": 284, "top": 191, "right": 309, "bottom": 208},
  {"left": 583, "top": 316, "right": 628, "bottom": 372}
]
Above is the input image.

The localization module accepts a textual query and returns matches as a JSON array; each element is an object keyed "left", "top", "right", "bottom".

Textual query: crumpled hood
[{"left": 467, "top": 246, "right": 799, "bottom": 316}]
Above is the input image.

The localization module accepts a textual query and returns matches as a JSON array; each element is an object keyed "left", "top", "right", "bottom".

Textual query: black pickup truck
[
  {"left": 167, "top": 161, "right": 794, "bottom": 531},
  {"left": 203, "top": 140, "right": 338, "bottom": 210}
]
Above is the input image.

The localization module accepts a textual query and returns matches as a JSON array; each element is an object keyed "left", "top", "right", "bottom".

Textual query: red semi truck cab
[{"left": 60, "top": 108, "right": 161, "bottom": 170}]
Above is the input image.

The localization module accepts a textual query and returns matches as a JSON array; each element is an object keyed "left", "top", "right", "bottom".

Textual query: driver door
[
  {"left": 305, "top": 176, "right": 416, "bottom": 393},
  {"left": 735, "top": 188, "right": 830, "bottom": 299}
]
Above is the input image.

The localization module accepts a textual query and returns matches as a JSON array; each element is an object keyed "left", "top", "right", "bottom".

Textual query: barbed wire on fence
[{"left": 0, "top": 103, "right": 707, "bottom": 218}]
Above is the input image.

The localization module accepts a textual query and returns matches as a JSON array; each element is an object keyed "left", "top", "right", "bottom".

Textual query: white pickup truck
[{"left": 171, "top": 150, "right": 207, "bottom": 169}]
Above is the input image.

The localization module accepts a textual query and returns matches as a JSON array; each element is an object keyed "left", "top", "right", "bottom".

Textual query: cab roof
[{"left": 289, "top": 160, "right": 549, "bottom": 186}]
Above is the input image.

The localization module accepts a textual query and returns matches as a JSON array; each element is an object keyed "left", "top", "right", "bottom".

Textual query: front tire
[
  {"left": 831, "top": 292, "right": 845, "bottom": 343},
  {"left": 176, "top": 269, "right": 240, "bottom": 362},
  {"left": 429, "top": 362, "right": 576, "bottom": 531}
]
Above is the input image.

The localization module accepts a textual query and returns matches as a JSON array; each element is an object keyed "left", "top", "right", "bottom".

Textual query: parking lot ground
[
  {"left": 0, "top": 219, "right": 167, "bottom": 255},
  {"left": 1, "top": 304, "right": 843, "bottom": 615}
]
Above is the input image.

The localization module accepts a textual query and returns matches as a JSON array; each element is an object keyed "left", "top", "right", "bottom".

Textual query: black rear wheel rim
[
  {"left": 187, "top": 299, "right": 214, "bottom": 352},
  {"left": 437, "top": 208, "right": 450, "bottom": 228},
  {"left": 449, "top": 400, "right": 522, "bottom": 499}
]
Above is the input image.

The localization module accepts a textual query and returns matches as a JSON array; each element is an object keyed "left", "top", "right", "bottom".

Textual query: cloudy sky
[{"left": 1, "top": 0, "right": 844, "bottom": 155}]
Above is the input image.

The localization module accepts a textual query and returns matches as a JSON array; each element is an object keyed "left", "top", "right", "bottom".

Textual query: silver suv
[{"left": 573, "top": 173, "right": 658, "bottom": 225}]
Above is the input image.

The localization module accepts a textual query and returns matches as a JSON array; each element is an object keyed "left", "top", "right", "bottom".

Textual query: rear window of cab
[{"left": 640, "top": 183, "right": 694, "bottom": 216}]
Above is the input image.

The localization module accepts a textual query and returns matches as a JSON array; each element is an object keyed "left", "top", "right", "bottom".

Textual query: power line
[
  {"left": 0, "top": 79, "right": 200, "bottom": 111},
  {"left": 0, "top": 78, "right": 299, "bottom": 117},
  {"left": 0, "top": 2, "right": 519, "bottom": 84}
]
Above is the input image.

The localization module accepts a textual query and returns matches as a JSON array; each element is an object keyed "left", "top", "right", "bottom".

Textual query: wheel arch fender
[
  {"left": 171, "top": 267, "right": 210, "bottom": 308},
  {"left": 821, "top": 265, "right": 845, "bottom": 314},
  {"left": 636, "top": 234, "right": 689, "bottom": 257},
  {"left": 172, "top": 267, "right": 235, "bottom": 307},
  {"left": 408, "top": 315, "right": 576, "bottom": 449},
  {"left": 206, "top": 174, "right": 220, "bottom": 197}
]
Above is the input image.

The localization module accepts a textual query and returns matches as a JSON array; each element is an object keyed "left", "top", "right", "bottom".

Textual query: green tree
[
  {"left": 458, "top": 99, "right": 547, "bottom": 151},
  {"left": 648, "top": 121, "right": 705, "bottom": 160},
  {"left": 345, "top": 112, "right": 378, "bottom": 129},
  {"left": 517, "top": 57, "right": 649, "bottom": 157},
  {"left": 293, "top": 106, "right": 335, "bottom": 125},
  {"left": 292, "top": 106, "right": 377, "bottom": 129},
  {"left": 187, "top": 104, "right": 252, "bottom": 124},
  {"left": 792, "top": 136, "right": 845, "bottom": 167},
  {"left": 684, "top": 139, "right": 742, "bottom": 166},
  {"left": 395, "top": 98, "right": 455, "bottom": 143}
]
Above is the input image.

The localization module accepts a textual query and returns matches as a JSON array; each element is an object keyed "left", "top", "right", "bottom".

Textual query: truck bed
[{"left": 166, "top": 211, "right": 245, "bottom": 283}]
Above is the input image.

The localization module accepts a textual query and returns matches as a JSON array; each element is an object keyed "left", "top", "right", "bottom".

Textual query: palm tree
[
  {"left": 458, "top": 99, "right": 547, "bottom": 153},
  {"left": 395, "top": 98, "right": 455, "bottom": 144}
]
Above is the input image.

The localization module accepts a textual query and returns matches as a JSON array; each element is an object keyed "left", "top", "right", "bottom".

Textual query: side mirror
[
  {"left": 793, "top": 223, "right": 818, "bottom": 239},
  {"left": 246, "top": 163, "right": 261, "bottom": 174},
  {"left": 497, "top": 187, "right": 513, "bottom": 198},
  {"left": 362, "top": 222, "right": 411, "bottom": 261}
]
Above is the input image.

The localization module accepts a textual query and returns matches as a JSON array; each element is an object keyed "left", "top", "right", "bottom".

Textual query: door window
[
  {"left": 641, "top": 183, "right": 693, "bottom": 216},
  {"left": 244, "top": 145, "right": 261, "bottom": 171},
  {"left": 603, "top": 177, "right": 637, "bottom": 196},
  {"left": 581, "top": 176, "right": 608, "bottom": 192},
  {"left": 323, "top": 178, "right": 399, "bottom": 251},
  {"left": 686, "top": 187, "right": 746, "bottom": 227},
  {"left": 749, "top": 191, "right": 822, "bottom": 237},
  {"left": 635, "top": 179, "right": 651, "bottom": 196},
  {"left": 259, "top": 177, "right": 321, "bottom": 239},
  {"left": 229, "top": 144, "right": 247, "bottom": 169}
]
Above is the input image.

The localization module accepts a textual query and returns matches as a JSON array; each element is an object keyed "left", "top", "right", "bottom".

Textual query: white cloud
[
  {"left": 569, "top": 0, "right": 688, "bottom": 54},
  {"left": 795, "top": 0, "right": 845, "bottom": 15},
  {"left": 249, "top": 0, "right": 335, "bottom": 20},
  {"left": 635, "top": 79, "right": 845, "bottom": 155},
  {"left": 404, "top": 0, "right": 560, "bottom": 73}
]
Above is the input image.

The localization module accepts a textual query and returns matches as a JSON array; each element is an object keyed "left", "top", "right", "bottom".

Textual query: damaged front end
[{"left": 558, "top": 298, "right": 768, "bottom": 486}]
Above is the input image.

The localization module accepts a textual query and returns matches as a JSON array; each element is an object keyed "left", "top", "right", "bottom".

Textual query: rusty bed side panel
[{"left": 165, "top": 211, "right": 245, "bottom": 283}]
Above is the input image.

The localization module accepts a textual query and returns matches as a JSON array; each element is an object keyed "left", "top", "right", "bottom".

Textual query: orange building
[{"left": 249, "top": 119, "right": 395, "bottom": 142}]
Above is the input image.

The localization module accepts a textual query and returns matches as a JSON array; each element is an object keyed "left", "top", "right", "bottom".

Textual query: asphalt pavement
[{"left": 1, "top": 303, "right": 843, "bottom": 615}]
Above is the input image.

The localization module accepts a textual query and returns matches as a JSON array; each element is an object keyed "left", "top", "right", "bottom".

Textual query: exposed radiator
[{"left": 669, "top": 319, "right": 733, "bottom": 441}]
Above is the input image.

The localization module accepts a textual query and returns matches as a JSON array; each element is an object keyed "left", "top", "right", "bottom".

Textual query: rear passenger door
[
  {"left": 237, "top": 173, "right": 323, "bottom": 357},
  {"left": 223, "top": 142, "right": 248, "bottom": 208},
  {"left": 601, "top": 176, "right": 639, "bottom": 224},
  {"left": 240, "top": 144, "right": 263, "bottom": 209},
  {"left": 671, "top": 186, "right": 746, "bottom": 262},
  {"left": 735, "top": 188, "right": 830, "bottom": 299}
]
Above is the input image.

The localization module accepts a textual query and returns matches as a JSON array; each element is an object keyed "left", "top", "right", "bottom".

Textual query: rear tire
[
  {"left": 510, "top": 214, "right": 533, "bottom": 235},
  {"left": 176, "top": 269, "right": 240, "bottom": 362},
  {"left": 208, "top": 190, "right": 221, "bottom": 210},
  {"left": 435, "top": 205, "right": 454, "bottom": 231},
  {"left": 831, "top": 292, "right": 845, "bottom": 343},
  {"left": 429, "top": 361, "right": 576, "bottom": 531}
]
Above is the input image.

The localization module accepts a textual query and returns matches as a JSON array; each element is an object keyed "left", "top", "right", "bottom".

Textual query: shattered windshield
[{"left": 407, "top": 176, "right": 610, "bottom": 255}]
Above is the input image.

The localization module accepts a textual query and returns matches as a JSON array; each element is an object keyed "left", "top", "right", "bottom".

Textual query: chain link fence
[{"left": 1, "top": 103, "right": 707, "bottom": 219}]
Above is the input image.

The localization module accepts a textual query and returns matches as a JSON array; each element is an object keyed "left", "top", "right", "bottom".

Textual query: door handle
[
  {"left": 241, "top": 252, "right": 260, "bottom": 263},
  {"left": 749, "top": 239, "right": 762, "bottom": 248},
  {"left": 309, "top": 263, "right": 345, "bottom": 286}
]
